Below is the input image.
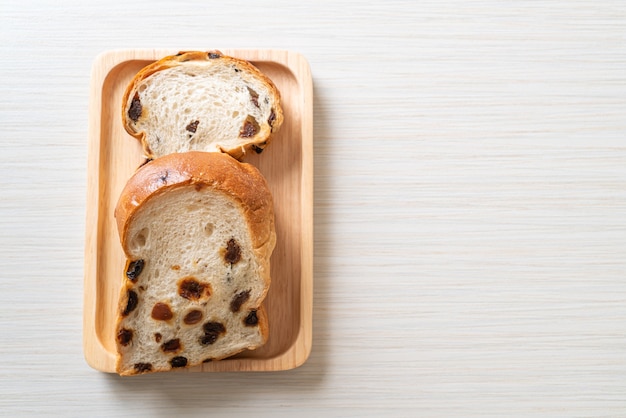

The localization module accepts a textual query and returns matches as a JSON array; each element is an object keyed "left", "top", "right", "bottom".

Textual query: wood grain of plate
[{"left": 83, "top": 49, "right": 313, "bottom": 373}]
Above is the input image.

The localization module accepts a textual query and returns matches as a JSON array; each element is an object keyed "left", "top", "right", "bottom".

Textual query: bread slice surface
[
  {"left": 114, "top": 151, "right": 275, "bottom": 375},
  {"left": 122, "top": 50, "right": 284, "bottom": 160}
]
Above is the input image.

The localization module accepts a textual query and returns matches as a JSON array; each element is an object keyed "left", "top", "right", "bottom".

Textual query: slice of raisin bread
[
  {"left": 122, "top": 50, "right": 284, "bottom": 160},
  {"left": 113, "top": 151, "right": 276, "bottom": 376}
]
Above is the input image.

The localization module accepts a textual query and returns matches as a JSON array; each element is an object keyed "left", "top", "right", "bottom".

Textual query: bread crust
[
  {"left": 121, "top": 50, "right": 284, "bottom": 160},
  {"left": 113, "top": 152, "right": 275, "bottom": 375}
]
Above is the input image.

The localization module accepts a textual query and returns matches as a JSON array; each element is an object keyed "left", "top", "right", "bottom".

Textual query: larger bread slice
[
  {"left": 122, "top": 50, "right": 284, "bottom": 160},
  {"left": 113, "top": 151, "right": 276, "bottom": 376}
]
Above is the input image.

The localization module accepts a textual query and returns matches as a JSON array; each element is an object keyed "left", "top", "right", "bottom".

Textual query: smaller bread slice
[
  {"left": 113, "top": 151, "right": 276, "bottom": 376},
  {"left": 122, "top": 50, "right": 284, "bottom": 160}
]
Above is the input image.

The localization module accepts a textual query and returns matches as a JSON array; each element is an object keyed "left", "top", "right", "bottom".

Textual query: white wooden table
[{"left": 1, "top": 1, "right": 625, "bottom": 416}]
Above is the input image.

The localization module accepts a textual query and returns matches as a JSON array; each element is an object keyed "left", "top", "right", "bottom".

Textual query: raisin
[
  {"left": 183, "top": 309, "right": 203, "bottom": 325},
  {"left": 117, "top": 328, "right": 133, "bottom": 346},
  {"left": 154, "top": 333, "right": 162, "bottom": 342},
  {"left": 126, "top": 259, "right": 145, "bottom": 281},
  {"left": 239, "top": 115, "right": 260, "bottom": 138},
  {"left": 251, "top": 144, "right": 264, "bottom": 154},
  {"left": 200, "top": 333, "right": 219, "bottom": 345},
  {"left": 134, "top": 363, "right": 152, "bottom": 373},
  {"left": 158, "top": 170, "right": 169, "bottom": 184},
  {"left": 203, "top": 321, "right": 226, "bottom": 334},
  {"left": 247, "top": 87, "right": 260, "bottom": 108},
  {"left": 178, "top": 277, "right": 209, "bottom": 300},
  {"left": 128, "top": 94, "right": 142, "bottom": 122},
  {"left": 244, "top": 310, "right": 259, "bottom": 326},
  {"left": 200, "top": 321, "right": 226, "bottom": 345},
  {"left": 122, "top": 290, "right": 138, "bottom": 316},
  {"left": 161, "top": 338, "right": 181, "bottom": 353},
  {"left": 230, "top": 290, "right": 250, "bottom": 312},
  {"left": 224, "top": 238, "right": 241, "bottom": 264},
  {"left": 186, "top": 120, "right": 199, "bottom": 133},
  {"left": 151, "top": 302, "right": 173, "bottom": 321},
  {"left": 268, "top": 109, "right": 276, "bottom": 127},
  {"left": 207, "top": 52, "right": 221, "bottom": 59},
  {"left": 170, "top": 356, "right": 188, "bottom": 368}
]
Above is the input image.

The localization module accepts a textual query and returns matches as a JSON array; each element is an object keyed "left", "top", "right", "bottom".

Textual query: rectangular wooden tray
[{"left": 83, "top": 49, "right": 313, "bottom": 373}]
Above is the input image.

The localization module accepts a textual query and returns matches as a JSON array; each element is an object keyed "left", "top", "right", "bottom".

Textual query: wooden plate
[{"left": 83, "top": 49, "right": 313, "bottom": 373}]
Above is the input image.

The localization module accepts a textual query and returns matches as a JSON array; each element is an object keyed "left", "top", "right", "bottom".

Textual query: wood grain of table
[{"left": 0, "top": 1, "right": 624, "bottom": 416}]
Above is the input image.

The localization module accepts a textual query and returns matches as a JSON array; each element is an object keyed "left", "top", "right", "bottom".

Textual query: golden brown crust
[
  {"left": 114, "top": 151, "right": 275, "bottom": 257},
  {"left": 121, "top": 50, "right": 284, "bottom": 160}
]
